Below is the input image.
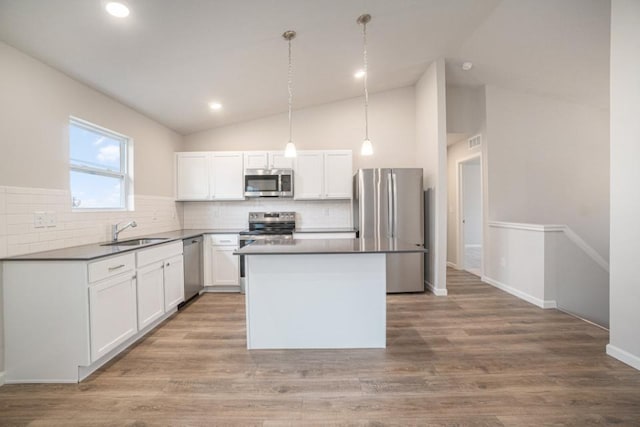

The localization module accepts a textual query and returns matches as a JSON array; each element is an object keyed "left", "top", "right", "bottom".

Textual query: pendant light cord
[
  {"left": 288, "top": 38, "right": 293, "bottom": 144},
  {"left": 363, "top": 20, "right": 369, "bottom": 141}
]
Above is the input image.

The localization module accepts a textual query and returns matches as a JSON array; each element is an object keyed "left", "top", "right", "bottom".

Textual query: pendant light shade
[
  {"left": 357, "top": 14, "right": 373, "bottom": 156},
  {"left": 284, "top": 141, "right": 296, "bottom": 157},
  {"left": 361, "top": 139, "right": 373, "bottom": 156},
  {"left": 283, "top": 30, "right": 297, "bottom": 158}
]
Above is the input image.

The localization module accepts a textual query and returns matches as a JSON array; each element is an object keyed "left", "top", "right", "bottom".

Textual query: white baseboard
[
  {"left": 481, "top": 276, "right": 556, "bottom": 309},
  {"left": 607, "top": 344, "right": 640, "bottom": 371},
  {"left": 0, "top": 371, "right": 5, "bottom": 387},
  {"left": 446, "top": 261, "right": 459, "bottom": 269},
  {"left": 425, "top": 280, "right": 448, "bottom": 296},
  {"left": 202, "top": 285, "right": 241, "bottom": 293}
]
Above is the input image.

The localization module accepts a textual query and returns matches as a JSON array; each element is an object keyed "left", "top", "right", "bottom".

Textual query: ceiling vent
[{"left": 468, "top": 134, "right": 482, "bottom": 149}]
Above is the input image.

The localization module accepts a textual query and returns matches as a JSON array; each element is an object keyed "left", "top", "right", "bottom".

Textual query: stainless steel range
[{"left": 238, "top": 211, "right": 296, "bottom": 283}]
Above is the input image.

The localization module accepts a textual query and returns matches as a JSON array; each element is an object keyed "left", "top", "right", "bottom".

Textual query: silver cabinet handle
[
  {"left": 108, "top": 264, "right": 125, "bottom": 271},
  {"left": 166, "top": 262, "right": 171, "bottom": 267}
]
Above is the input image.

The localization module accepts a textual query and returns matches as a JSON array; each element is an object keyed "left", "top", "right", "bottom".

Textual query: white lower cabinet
[
  {"left": 164, "top": 254, "right": 185, "bottom": 310},
  {"left": 89, "top": 271, "right": 138, "bottom": 362},
  {"left": 205, "top": 234, "right": 240, "bottom": 289},
  {"left": 136, "top": 262, "right": 166, "bottom": 331},
  {"left": 2, "top": 239, "right": 188, "bottom": 383}
]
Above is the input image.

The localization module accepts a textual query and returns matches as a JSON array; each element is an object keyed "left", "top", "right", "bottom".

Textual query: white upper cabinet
[
  {"left": 294, "top": 151, "right": 325, "bottom": 200},
  {"left": 269, "top": 151, "right": 294, "bottom": 169},
  {"left": 176, "top": 152, "right": 210, "bottom": 200},
  {"left": 244, "top": 152, "right": 268, "bottom": 169},
  {"left": 294, "top": 150, "right": 352, "bottom": 200},
  {"left": 210, "top": 152, "right": 244, "bottom": 200},
  {"left": 176, "top": 152, "right": 244, "bottom": 201},
  {"left": 243, "top": 151, "right": 294, "bottom": 170},
  {"left": 324, "top": 151, "right": 353, "bottom": 199}
]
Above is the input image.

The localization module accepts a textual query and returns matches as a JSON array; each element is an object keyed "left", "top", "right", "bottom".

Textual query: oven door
[{"left": 244, "top": 170, "right": 281, "bottom": 197}]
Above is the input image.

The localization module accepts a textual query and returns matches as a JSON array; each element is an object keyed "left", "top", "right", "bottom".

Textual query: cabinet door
[
  {"left": 176, "top": 153, "right": 210, "bottom": 200},
  {"left": 269, "top": 151, "right": 294, "bottom": 169},
  {"left": 294, "top": 151, "right": 324, "bottom": 200},
  {"left": 211, "top": 152, "right": 244, "bottom": 200},
  {"left": 324, "top": 151, "right": 353, "bottom": 199},
  {"left": 212, "top": 247, "right": 240, "bottom": 286},
  {"left": 136, "top": 262, "right": 166, "bottom": 330},
  {"left": 89, "top": 274, "right": 137, "bottom": 362},
  {"left": 164, "top": 255, "right": 185, "bottom": 310},
  {"left": 244, "top": 152, "right": 268, "bottom": 169}
]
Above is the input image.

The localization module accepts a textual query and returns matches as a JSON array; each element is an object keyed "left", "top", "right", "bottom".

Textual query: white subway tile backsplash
[
  {"left": 182, "top": 199, "right": 353, "bottom": 230},
  {"left": 0, "top": 186, "right": 182, "bottom": 257}
]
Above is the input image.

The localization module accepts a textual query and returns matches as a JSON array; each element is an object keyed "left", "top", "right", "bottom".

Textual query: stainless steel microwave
[{"left": 244, "top": 169, "right": 293, "bottom": 198}]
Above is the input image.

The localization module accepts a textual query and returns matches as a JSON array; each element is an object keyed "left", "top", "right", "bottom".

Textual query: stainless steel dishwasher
[{"left": 180, "top": 236, "right": 203, "bottom": 308}]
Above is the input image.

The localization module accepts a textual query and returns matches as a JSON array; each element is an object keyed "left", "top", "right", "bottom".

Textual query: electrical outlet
[
  {"left": 34, "top": 211, "right": 46, "bottom": 228},
  {"left": 45, "top": 211, "right": 57, "bottom": 228}
]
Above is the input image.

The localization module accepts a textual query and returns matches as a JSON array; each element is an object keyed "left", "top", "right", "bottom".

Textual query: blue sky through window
[{"left": 69, "top": 121, "right": 127, "bottom": 209}]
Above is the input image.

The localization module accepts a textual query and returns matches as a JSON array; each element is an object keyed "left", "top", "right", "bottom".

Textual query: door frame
[{"left": 456, "top": 152, "right": 483, "bottom": 276}]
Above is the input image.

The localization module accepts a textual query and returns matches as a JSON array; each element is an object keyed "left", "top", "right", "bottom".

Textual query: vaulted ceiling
[{"left": 0, "top": 0, "right": 610, "bottom": 134}]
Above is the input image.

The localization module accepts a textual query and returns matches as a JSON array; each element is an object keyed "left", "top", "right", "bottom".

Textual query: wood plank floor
[{"left": 1, "top": 268, "right": 640, "bottom": 426}]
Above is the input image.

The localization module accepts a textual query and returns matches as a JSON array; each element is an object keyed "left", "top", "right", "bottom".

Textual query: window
[{"left": 69, "top": 117, "right": 132, "bottom": 210}]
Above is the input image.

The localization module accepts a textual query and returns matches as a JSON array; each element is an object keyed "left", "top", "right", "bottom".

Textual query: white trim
[
  {"left": 446, "top": 261, "right": 459, "bottom": 269},
  {"left": 464, "top": 244, "right": 482, "bottom": 248},
  {"left": 606, "top": 344, "right": 640, "bottom": 371},
  {"left": 425, "top": 280, "right": 448, "bottom": 296},
  {"left": 482, "top": 276, "right": 557, "bottom": 309},
  {"left": 202, "top": 285, "right": 242, "bottom": 293},
  {"left": 488, "top": 221, "right": 565, "bottom": 232},
  {"left": 0, "top": 371, "right": 5, "bottom": 387}
]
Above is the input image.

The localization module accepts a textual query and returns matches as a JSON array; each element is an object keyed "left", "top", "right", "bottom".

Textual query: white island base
[{"left": 245, "top": 253, "right": 386, "bottom": 349}]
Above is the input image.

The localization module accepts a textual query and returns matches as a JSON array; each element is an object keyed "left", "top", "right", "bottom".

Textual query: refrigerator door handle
[
  {"left": 391, "top": 172, "right": 398, "bottom": 238},
  {"left": 388, "top": 172, "right": 394, "bottom": 238}
]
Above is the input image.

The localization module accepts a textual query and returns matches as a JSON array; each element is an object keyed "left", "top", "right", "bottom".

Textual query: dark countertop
[
  {"left": 293, "top": 227, "right": 356, "bottom": 233},
  {"left": 1, "top": 229, "right": 244, "bottom": 261},
  {"left": 234, "top": 238, "right": 427, "bottom": 255}
]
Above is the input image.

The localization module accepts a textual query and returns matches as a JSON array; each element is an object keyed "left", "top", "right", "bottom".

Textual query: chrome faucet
[{"left": 112, "top": 220, "right": 137, "bottom": 242}]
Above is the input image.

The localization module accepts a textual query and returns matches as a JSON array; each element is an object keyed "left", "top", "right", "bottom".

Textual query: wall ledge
[
  {"left": 489, "top": 221, "right": 609, "bottom": 272},
  {"left": 482, "top": 276, "right": 557, "bottom": 309},
  {"left": 488, "top": 221, "right": 565, "bottom": 232},
  {"left": 606, "top": 344, "right": 640, "bottom": 371}
]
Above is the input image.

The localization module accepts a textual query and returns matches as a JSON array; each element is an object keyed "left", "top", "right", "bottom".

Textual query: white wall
[
  {"left": 0, "top": 41, "right": 184, "bottom": 377},
  {"left": 446, "top": 85, "right": 486, "bottom": 135},
  {"left": 184, "top": 87, "right": 417, "bottom": 172},
  {"left": 607, "top": 0, "right": 640, "bottom": 370},
  {"left": 485, "top": 85, "right": 610, "bottom": 260},
  {"left": 415, "top": 59, "right": 448, "bottom": 294}
]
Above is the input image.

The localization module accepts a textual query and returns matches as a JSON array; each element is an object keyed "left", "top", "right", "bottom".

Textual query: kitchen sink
[{"left": 102, "top": 238, "right": 170, "bottom": 246}]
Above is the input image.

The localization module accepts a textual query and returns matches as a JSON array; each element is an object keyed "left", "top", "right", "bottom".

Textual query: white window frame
[{"left": 69, "top": 117, "right": 134, "bottom": 211}]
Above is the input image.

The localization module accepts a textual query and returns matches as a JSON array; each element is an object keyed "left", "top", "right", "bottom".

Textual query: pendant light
[
  {"left": 283, "top": 30, "right": 297, "bottom": 158},
  {"left": 357, "top": 14, "right": 373, "bottom": 156}
]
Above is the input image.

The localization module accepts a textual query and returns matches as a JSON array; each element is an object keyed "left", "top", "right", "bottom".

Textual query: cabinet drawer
[
  {"left": 210, "top": 234, "right": 238, "bottom": 246},
  {"left": 88, "top": 253, "right": 136, "bottom": 283},
  {"left": 137, "top": 241, "right": 183, "bottom": 267}
]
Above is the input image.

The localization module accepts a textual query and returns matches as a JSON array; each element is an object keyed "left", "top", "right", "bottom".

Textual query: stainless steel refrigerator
[{"left": 353, "top": 168, "right": 424, "bottom": 293}]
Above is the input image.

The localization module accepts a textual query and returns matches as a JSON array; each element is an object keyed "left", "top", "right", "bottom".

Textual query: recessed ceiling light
[
  {"left": 462, "top": 61, "right": 473, "bottom": 71},
  {"left": 208, "top": 102, "right": 223, "bottom": 111},
  {"left": 354, "top": 70, "right": 366, "bottom": 79},
  {"left": 105, "top": 2, "right": 130, "bottom": 18}
]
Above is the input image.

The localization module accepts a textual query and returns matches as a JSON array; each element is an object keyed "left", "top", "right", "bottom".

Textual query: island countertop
[{"left": 235, "top": 237, "right": 427, "bottom": 255}]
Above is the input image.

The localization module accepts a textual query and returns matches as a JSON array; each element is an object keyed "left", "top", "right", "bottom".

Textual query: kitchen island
[{"left": 235, "top": 238, "right": 427, "bottom": 350}]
